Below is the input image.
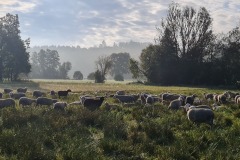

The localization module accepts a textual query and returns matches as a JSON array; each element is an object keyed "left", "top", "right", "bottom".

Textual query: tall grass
[{"left": 0, "top": 80, "right": 240, "bottom": 159}]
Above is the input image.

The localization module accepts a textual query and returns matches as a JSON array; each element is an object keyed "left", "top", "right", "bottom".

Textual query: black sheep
[
  {"left": 58, "top": 89, "right": 71, "bottom": 98},
  {"left": 83, "top": 97, "right": 104, "bottom": 111}
]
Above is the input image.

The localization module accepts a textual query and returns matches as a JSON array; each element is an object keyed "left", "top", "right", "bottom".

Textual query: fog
[{"left": 28, "top": 41, "right": 149, "bottom": 78}]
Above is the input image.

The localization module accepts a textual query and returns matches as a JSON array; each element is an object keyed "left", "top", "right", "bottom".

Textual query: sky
[{"left": 0, "top": 0, "right": 239, "bottom": 48}]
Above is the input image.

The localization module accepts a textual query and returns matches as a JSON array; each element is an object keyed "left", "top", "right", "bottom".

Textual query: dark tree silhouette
[{"left": 0, "top": 13, "right": 31, "bottom": 81}]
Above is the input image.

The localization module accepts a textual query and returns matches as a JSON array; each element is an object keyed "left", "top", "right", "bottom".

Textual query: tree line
[
  {"left": 30, "top": 49, "right": 72, "bottom": 79},
  {"left": 129, "top": 3, "right": 240, "bottom": 86},
  {"left": 1, "top": 2, "right": 240, "bottom": 86},
  {"left": 30, "top": 49, "right": 130, "bottom": 81}
]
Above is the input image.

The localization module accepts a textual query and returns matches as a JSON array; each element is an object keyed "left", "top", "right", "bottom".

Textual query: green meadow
[{"left": 0, "top": 80, "right": 240, "bottom": 159}]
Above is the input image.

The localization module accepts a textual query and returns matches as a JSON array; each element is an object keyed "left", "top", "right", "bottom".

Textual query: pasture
[{"left": 0, "top": 80, "right": 240, "bottom": 159}]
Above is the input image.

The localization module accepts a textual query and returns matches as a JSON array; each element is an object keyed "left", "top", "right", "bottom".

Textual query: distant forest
[{"left": 28, "top": 41, "right": 149, "bottom": 78}]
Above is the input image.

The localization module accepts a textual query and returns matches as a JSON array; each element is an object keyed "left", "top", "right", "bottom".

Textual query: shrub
[
  {"left": 114, "top": 74, "right": 124, "bottom": 81},
  {"left": 94, "top": 70, "right": 105, "bottom": 83},
  {"left": 73, "top": 71, "right": 83, "bottom": 80},
  {"left": 87, "top": 72, "right": 95, "bottom": 80}
]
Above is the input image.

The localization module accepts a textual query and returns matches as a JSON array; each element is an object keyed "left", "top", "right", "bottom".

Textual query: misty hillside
[{"left": 28, "top": 41, "right": 150, "bottom": 78}]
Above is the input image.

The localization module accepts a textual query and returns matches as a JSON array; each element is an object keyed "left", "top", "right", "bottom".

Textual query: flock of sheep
[{"left": 0, "top": 87, "right": 240, "bottom": 128}]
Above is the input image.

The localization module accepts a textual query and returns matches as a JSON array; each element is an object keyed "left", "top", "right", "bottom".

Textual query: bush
[
  {"left": 73, "top": 71, "right": 83, "bottom": 80},
  {"left": 114, "top": 74, "right": 124, "bottom": 81},
  {"left": 94, "top": 70, "right": 105, "bottom": 83},
  {"left": 87, "top": 72, "right": 95, "bottom": 80}
]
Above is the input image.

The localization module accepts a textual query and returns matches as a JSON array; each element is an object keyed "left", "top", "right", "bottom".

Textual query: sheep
[
  {"left": 185, "top": 94, "right": 197, "bottom": 105},
  {"left": 164, "top": 93, "right": 181, "bottom": 102},
  {"left": 116, "top": 90, "right": 125, "bottom": 95},
  {"left": 49, "top": 90, "right": 57, "bottom": 99},
  {"left": 33, "top": 90, "right": 46, "bottom": 98},
  {"left": 213, "top": 94, "right": 219, "bottom": 102},
  {"left": 145, "top": 95, "right": 159, "bottom": 105},
  {"left": 203, "top": 93, "right": 214, "bottom": 100},
  {"left": 0, "top": 98, "right": 15, "bottom": 108},
  {"left": 184, "top": 103, "right": 212, "bottom": 112},
  {"left": 187, "top": 108, "right": 214, "bottom": 127},
  {"left": 4, "top": 88, "right": 13, "bottom": 94},
  {"left": 140, "top": 93, "right": 149, "bottom": 104},
  {"left": 236, "top": 96, "right": 240, "bottom": 104},
  {"left": 17, "top": 87, "right": 27, "bottom": 93},
  {"left": 193, "top": 98, "right": 202, "bottom": 106},
  {"left": 53, "top": 102, "right": 68, "bottom": 111},
  {"left": 57, "top": 89, "right": 71, "bottom": 98},
  {"left": 0, "top": 92, "right": 2, "bottom": 98},
  {"left": 224, "top": 91, "right": 238, "bottom": 99},
  {"left": 19, "top": 97, "right": 36, "bottom": 107},
  {"left": 113, "top": 95, "right": 139, "bottom": 103},
  {"left": 83, "top": 97, "right": 105, "bottom": 111},
  {"left": 235, "top": 95, "right": 240, "bottom": 104},
  {"left": 36, "top": 97, "right": 58, "bottom": 106},
  {"left": 9, "top": 92, "right": 26, "bottom": 99},
  {"left": 79, "top": 95, "right": 94, "bottom": 104},
  {"left": 217, "top": 94, "right": 227, "bottom": 104},
  {"left": 168, "top": 97, "right": 184, "bottom": 110},
  {"left": 50, "top": 90, "right": 56, "bottom": 95}
]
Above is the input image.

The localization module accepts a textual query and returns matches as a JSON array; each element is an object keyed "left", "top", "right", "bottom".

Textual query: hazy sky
[{"left": 0, "top": 0, "right": 239, "bottom": 47}]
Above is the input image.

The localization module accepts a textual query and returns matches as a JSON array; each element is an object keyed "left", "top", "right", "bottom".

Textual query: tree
[
  {"left": 94, "top": 55, "right": 112, "bottom": 83},
  {"left": 129, "top": 58, "right": 143, "bottom": 79},
  {"left": 30, "top": 49, "right": 73, "bottom": 79},
  {"left": 59, "top": 61, "right": 72, "bottom": 79},
  {"left": 30, "top": 49, "right": 60, "bottom": 79},
  {"left": 73, "top": 71, "right": 83, "bottom": 80},
  {"left": 114, "top": 74, "right": 124, "bottom": 81},
  {"left": 110, "top": 52, "right": 130, "bottom": 77},
  {"left": 219, "top": 27, "right": 240, "bottom": 85},
  {"left": 132, "top": 3, "right": 214, "bottom": 85},
  {"left": 0, "top": 13, "right": 31, "bottom": 81},
  {"left": 87, "top": 72, "right": 95, "bottom": 80},
  {"left": 156, "top": 3, "right": 214, "bottom": 84}
]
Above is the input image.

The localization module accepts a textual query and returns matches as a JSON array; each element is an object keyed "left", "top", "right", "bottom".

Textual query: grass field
[{"left": 0, "top": 80, "right": 240, "bottom": 159}]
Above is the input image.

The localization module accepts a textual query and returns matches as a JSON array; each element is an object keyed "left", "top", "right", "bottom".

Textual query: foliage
[
  {"left": 58, "top": 61, "right": 72, "bottom": 79},
  {"left": 73, "top": 71, "right": 83, "bottom": 80},
  {"left": 0, "top": 81, "right": 240, "bottom": 159},
  {"left": 110, "top": 52, "right": 130, "bottom": 77},
  {"left": 94, "top": 69, "right": 104, "bottom": 83},
  {"left": 114, "top": 74, "right": 124, "bottom": 81},
  {"left": 94, "top": 55, "right": 112, "bottom": 83},
  {"left": 219, "top": 27, "right": 240, "bottom": 85},
  {"left": 87, "top": 72, "right": 95, "bottom": 80},
  {"left": 30, "top": 49, "right": 72, "bottom": 79},
  {"left": 130, "top": 2, "right": 240, "bottom": 86},
  {"left": 129, "top": 58, "right": 144, "bottom": 79},
  {"left": 0, "top": 13, "right": 31, "bottom": 81}
]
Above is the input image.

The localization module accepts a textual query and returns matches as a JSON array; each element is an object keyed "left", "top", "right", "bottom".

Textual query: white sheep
[
  {"left": 235, "top": 95, "right": 240, "bottom": 104},
  {"left": 187, "top": 108, "right": 214, "bottom": 127},
  {"left": 36, "top": 97, "right": 58, "bottom": 106},
  {"left": 168, "top": 97, "right": 184, "bottom": 110},
  {"left": 19, "top": 97, "right": 36, "bottom": 107},
  {"left": 53, "top": 102, "right": 68, "bottom": 111}
]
